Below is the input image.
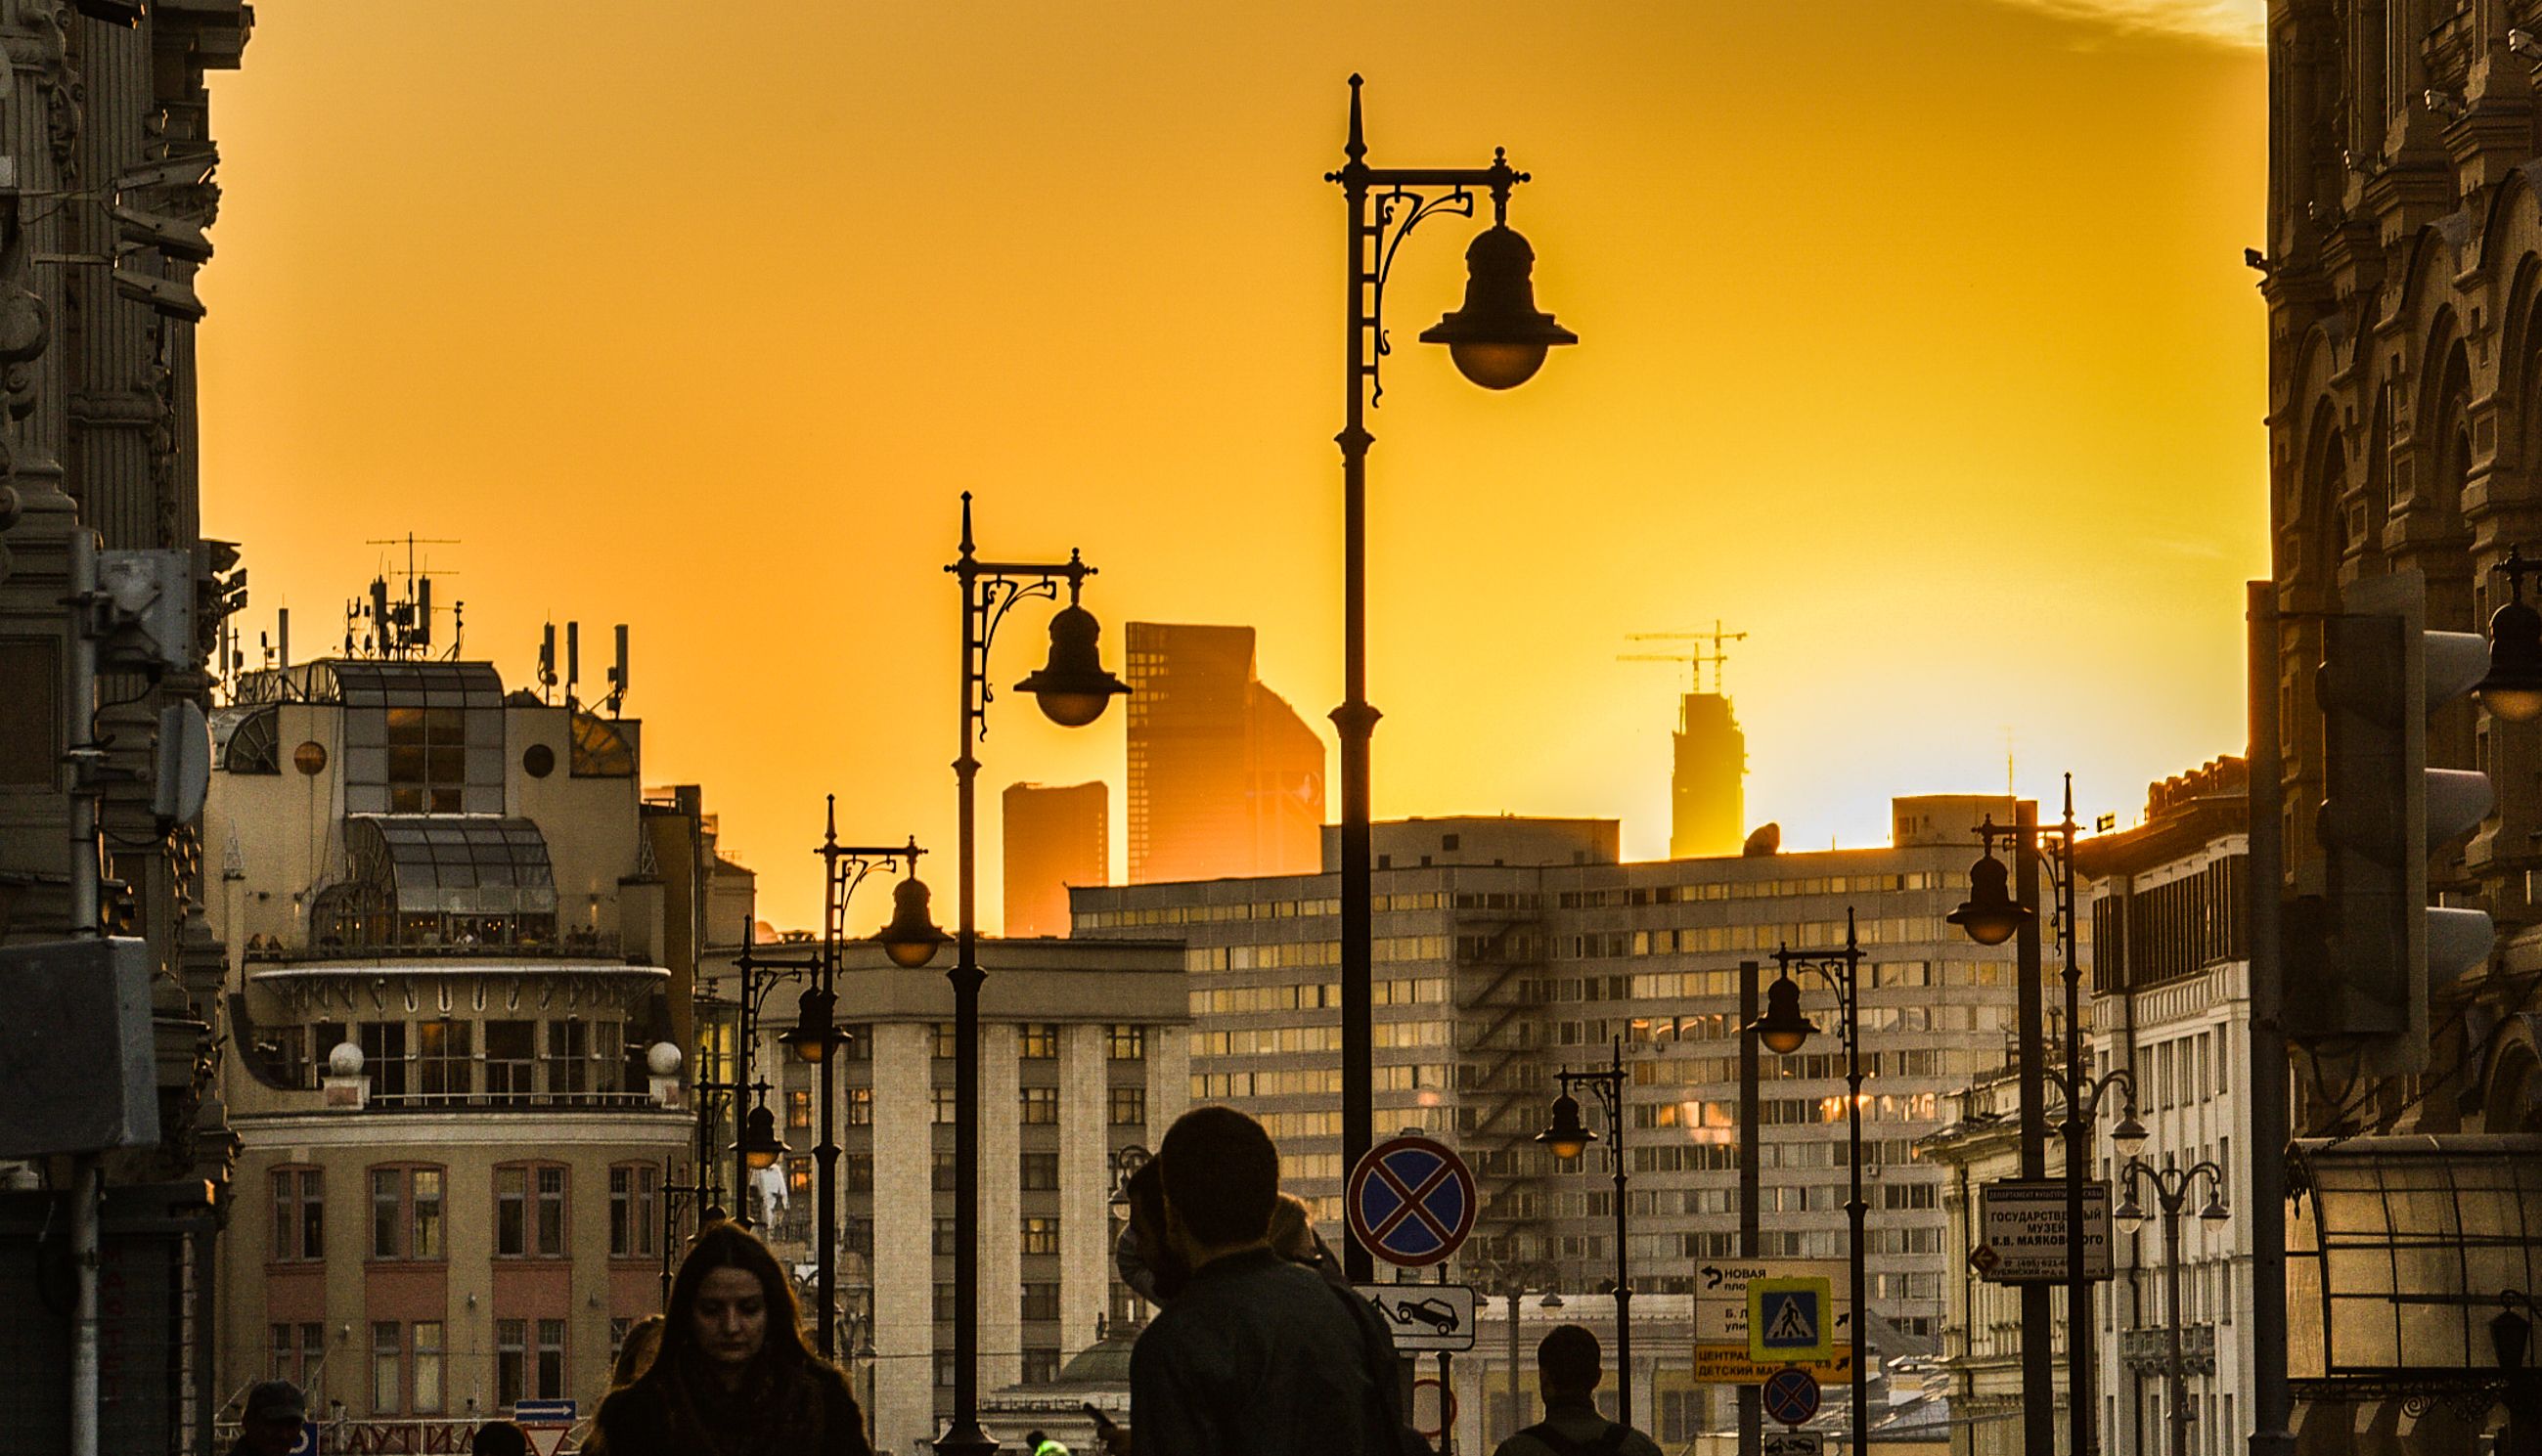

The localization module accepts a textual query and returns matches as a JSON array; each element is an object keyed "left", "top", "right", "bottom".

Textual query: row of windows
[
  {"left": 1193, "top": 1019, "right": 1451, "bottom": 1057},
  {"left": 1189, "top": 977, "right": 1448, "bottom": 1015},
  {"left": 286, "top": 1017, "right": 644, "bottom": 1103},
  {"left": 1631, "top": 1094, "right": 1949, "bottom": 1133},
  {"left": 1632, "top": 1046, "right": 1964, "bottom": 1087},
  {"left": 1191, "top": 1063, "right": 1444, "bottom": 1100},
  {"left": 276, "top": 1164, "right": 659, "bottom": 1262},
  {"left": 1082, "top": 874, "right": 1949, "bottom": 933},
  {"left": 911, "top": 1085, "right": 1145, "bottom": 1126},
  {"left": 280, "top": 1316, "right": 571, "bottom": 1416},
  {"left": 924, "top": 1023, "right": 1148, "bottom": 1060},
  {"left": 1183, "top": 940, "right": 1451, "bottom": 975}
]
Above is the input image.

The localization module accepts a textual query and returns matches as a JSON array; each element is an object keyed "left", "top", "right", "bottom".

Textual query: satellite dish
[{"left": 153, "top": 700, "right": 210, "bottom": 824}]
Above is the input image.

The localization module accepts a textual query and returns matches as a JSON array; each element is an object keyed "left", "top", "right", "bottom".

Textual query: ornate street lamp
[
  {"left": 2118, "top": 1157, "right": 2231, "bottom": 1456},
  {"left": 1534, "top": 1038, "right": 1630, "bottom": 1423},
  {"left": 743, "top": 808, "right": 933, "bottom": 1359},
  {"left": 939, "top": 493, "right": 1124, "bottom": 1456},
  {"left": 1327, "top": 76, "right": 1573, "bottom": 1278},
  {"left": 1750, "top": 911, "right": 1868, "bottom": 1456}
]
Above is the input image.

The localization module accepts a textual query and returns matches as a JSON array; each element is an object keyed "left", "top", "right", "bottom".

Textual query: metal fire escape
[{"left": 1453, "top": 903, "right": 1551, "bottom": 1257}]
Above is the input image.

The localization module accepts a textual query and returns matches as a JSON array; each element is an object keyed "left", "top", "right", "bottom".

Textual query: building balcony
[{"left": 2119, "top": 1322, "right": 2216, "bottom": 1375}]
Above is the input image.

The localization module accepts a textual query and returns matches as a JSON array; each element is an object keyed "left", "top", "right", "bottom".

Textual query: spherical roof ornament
[{"left": 327, "top": 1041, "right": 365, "bottom": 1078}]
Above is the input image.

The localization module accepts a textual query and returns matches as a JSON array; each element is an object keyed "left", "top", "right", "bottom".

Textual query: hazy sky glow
[{"left": 199, "top": 3, "right": 2268, "bottom": 932}]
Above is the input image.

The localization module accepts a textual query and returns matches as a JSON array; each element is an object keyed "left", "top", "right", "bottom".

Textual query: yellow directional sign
[
  {"left": 1694, "top": 1343, "right": 1851, "bottom": 1385},
  {"left": 1749, "top": 1277, "right": 1835, "bottom": 1362}
]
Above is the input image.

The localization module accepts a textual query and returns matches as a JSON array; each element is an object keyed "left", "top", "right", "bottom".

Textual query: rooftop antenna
[
  {"left": 1621, "top": 621, "right": 1749, "bottom": 695},
  {"left": 360, "top": 534, "right": 460, "bottom": 659},
  {"left": 602, "top": 624, "right": 630, "bottom": 717},
  {"left": 2004, "top": 727, "right": 2016, "bottom": 795},
  {"left": 538, "top": 623, "right": 558, "bottom": 704}
]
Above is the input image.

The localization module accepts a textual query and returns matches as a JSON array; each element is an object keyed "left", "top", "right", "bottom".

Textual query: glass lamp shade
[
  {"left": 2198, "top": 1196, "right": 2231, "bottom": 1223},
  {"left": 1749, "top": 975, "right": 1816, "bottom": 1056},
  {"left": 2110, "top": 1110, "right": 2150, "bottom": 1155},
  {"left": 876, "top": 877, "right": 947, "bottom": 968},
  {"left": 1418, "top": 224, "right": 1577, "bottom": 390},
  {"left": 780, "top": 988, "right": 846, "bottom": 1064},
  {"left": 2115, "top": 1196, "right": 2147, "bottom": 1235},
  {"left": 735, "top": 1104, "right": 787, "bottom": 1170},
  {"left": 1015, "top": 604, "right": 1130, "bottom": 728},
  {"left": 1947, "top": 852, "right": 2032, "bottom": 947},
  {"left": 1536, "top": 1092, "right": 1595, "bottom": 1160},
  {"left": 2479, "top": 596, "right": 2542, "bottom": 722}
]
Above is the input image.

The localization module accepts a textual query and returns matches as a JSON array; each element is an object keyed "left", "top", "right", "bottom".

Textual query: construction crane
[{"left": 1620, "top": 622, "right": 1748, "bottom": 695}]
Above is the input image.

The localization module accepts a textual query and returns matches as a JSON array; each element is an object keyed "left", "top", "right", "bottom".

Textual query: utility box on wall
[{"left": 0, "top": 938, "right": 159, "bottom": 1157}]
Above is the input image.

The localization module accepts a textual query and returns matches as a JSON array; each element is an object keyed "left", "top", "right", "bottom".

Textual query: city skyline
[{"left": 193, "top": 4, "right": 2265, "bottom": 932}]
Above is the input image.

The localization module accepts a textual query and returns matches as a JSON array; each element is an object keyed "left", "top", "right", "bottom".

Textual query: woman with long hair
[{"left": 591, "top": 1221, "right": 870, "bottom": 1456}]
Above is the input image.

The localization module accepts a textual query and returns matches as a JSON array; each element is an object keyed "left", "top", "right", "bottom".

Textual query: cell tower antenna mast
[
  {"left": 353, "top": 534, "right": 463, "bottom": 659},
  {"left": 1620, "top": 621, "right": 1749, "bottom": 696}
]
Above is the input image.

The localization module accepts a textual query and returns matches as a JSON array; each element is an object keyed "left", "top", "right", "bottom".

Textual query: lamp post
[
  {"left": 1535, "top": 1040, "right": 1630, "bottom": 1423},
  {"left": 2114, "top": 1159, "right": 2229, "bottom": 1456},
  {"left": 1949, "top": 780, "right": 2088, "bottom": 1456},
  {"left": 1327, "top": 75, "right": 1574, "bottom": 1277},
  {"left": 1749, "top": 909, "right": 1869, "bottom": 1456},
  {"left": 775, "top": 803, "right": 941, "bottom": 1357},
  {"left": 942, "top": 492, "right": 1128, "bottom": 1456}
]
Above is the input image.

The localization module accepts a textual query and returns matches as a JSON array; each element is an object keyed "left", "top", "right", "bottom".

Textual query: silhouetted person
[
  {"left": 230, "top": 1380, "right": 304, "bottom": 1456},
  {"left": 1489, "top": 1325, "right": 1661, "bottom": 1456},
  {"left": 1267, "top": 1190, "right": 1348, "bottom": 1288},
  {"left": 1113, "top": 1155, "right": 1189, "bottom": 1306},
  {"left": 470, "top": 1420, "right": 530, "bottom": 1456},
  {"left": 592, "top": 1220, "right": 870, "bottom": 1456},
  {"left": 1129, "top": 1104, "right": 1403, "bottom": 1454},
  {"left": 583, "top": 1313, "right": 668, "bottom": 1454}
]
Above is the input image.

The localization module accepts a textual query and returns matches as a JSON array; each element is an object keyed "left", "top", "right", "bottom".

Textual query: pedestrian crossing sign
[{"left": 1749, "top": 1276, "right": 1835, "bottom": 1362}]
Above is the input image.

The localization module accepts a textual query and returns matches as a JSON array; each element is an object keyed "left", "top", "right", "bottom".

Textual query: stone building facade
[{"left": 0, "top": 7, "right": 254, "bottom": 1451}]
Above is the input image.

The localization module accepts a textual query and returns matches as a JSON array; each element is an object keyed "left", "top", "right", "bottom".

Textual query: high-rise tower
[
  {"left": 1623, "top": 627, "right": 1750, "bottom": 859},
  {"left": 1124, "top": 623, "right": 1324, "bottom": 883},
  {"left": 1003, "top": 780, "right": 1108, "bottom": 936},
  {"left": 1670, "top": 688, "right": 1746, "bottom": 859}
]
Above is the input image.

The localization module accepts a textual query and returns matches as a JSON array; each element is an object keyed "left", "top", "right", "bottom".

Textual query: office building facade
[
  {"left": 1003, "top": 781, "right": 1108, "bottom": 938},
  {"left": 1123, "top": 622, "right": 1324, "bottom": 884},
  {"left": 1074, "top": 796, "right": 2034, "bottom": 1438}
]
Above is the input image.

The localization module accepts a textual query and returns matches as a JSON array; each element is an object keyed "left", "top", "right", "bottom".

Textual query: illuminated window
[
  {"left": 1022, "top": 1216, "right": 1059, "bottom": 1256},
  {"left": 1020, "top": 1086, "right": 1058, "bottom": 1125},
  {"left": 1018, "top": 1024, "right": 1058, "bottom": 1059}
]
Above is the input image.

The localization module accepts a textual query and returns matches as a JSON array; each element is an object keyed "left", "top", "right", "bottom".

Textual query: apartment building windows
[
  {"left": 413, "top": 1322, "right": 444, "bottom": 1413},
  {"left": 1107, "top": 1023, "right": 1146, "bottom": 1060},
  {"left": 1020, "top": 1086, "right": 1059, "bottom": 1125},
  {"left": 372, "top": 1322, "right": 402, "bottom": 1414},
  {"left": 609, "top": 1164, "right": 659, "bottom": 1258},
  {"left": 368, "top": 1166, "right": 444, "bottom": 1259},
  {"left": 1018, "top": 1023, "right": 1058, "bottom": 1059},
  {"left": 496, "top": 1164, "right": 567, "bottom": 1257},
  {"left": 272, "top": 1168, "right": 323, "bottom": 1261},
  {"left": 1022, "top": 1216, "right": 1059, "bottom": 1256},
  {"left": 1107, "top": 1086, "right": 1146, "bottom": 1127}
]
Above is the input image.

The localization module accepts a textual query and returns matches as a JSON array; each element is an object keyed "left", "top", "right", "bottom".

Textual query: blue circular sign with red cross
[
  {"left": 1762, "top": 1367, "right": 1821, "bottom": 1427},
  {"left": 1345, "top": 1135, "right": 1477, "bottom": 1268}
]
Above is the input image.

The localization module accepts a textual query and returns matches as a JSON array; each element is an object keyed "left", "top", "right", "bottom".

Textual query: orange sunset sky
[{"left": 196, "top": 2, "right": 2269, "bottom": 934}]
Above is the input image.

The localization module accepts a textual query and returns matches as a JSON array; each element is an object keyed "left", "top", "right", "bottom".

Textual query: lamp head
[
  {"left": 1947, "top": 849, "right": 2032, "bottom": 947},
  {"left": 1417, "top": 223, "right": 1578, "bottom": 390},
  {"left": 1015, "top": 604, "right": 1130, "bottom": 728},
  {"left": 2480, "top": 595, "right": 2542, "bottom": 722},
  {"left": 2115, "top": 1195, "right": 2147, "bottom": 1235},
  {"left": 1749, "top": 974, "right": 1816, "bottom": 1056},
  {"left": 735, "top": 1103, "right": 786, "bottom": 1170},
  {"left": 2198, "top": 1195, "right": 2231, "bottom": 1223},
  {"left": 780, "top": 987, "right": 846, "bottom": 1064},
  {"left": 2109, "top": 1109, "right": 2149, "bottom": 1155},
  {"left": 875, "top": 876, "right": 946, "bottom": 968},
  {"left": 1536, "top": 1091, "right": 1595, "bottom": 1160},
  {"left": 2493, "top": 1305, "right": 2533, "bottom": 1373}
]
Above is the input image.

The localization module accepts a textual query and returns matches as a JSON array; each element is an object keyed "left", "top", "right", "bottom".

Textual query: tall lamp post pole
[
  {"left": 1327, "top": 75, "right": 1575, "bottom": 1276},
  {"left": 779, "top": 805, "right": 942, "bottom": 1358},
  {"left": 1535, "top": 1039, "right": 1631, "bottom": 1422},
  {"left": 1751, "top": 909, "right": 1869, "bottom": 1456},
  {"left": 941, "top": 493, "right": 1129, "bottom": 1456},
  {"left": 2115, "top": 1160, "right": 2229, "bottom": 1456}
]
